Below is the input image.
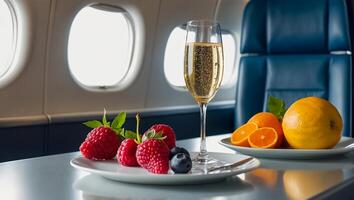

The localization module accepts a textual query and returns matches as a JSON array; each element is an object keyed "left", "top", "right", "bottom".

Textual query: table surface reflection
[{"left": 1, "top": 134, "right": 354, "bottom": 200}]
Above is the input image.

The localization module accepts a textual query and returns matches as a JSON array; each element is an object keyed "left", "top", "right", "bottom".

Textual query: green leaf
[
  {"left": 102, "top": 108, "right": 109, "bottom": 126},
  {"left": 114, "top": 128, "right": 124, "bottom": 137},
  {"left": 267, "top": 96, "right": 287, "bottom": 121},
  {"left": 142, "top": 130, "right": 165, "bottom": 141},
  {"left": 112, "top": 127, "right": 122, "bottom": 135},
  {"left": 142, "top": 130, "right": 152, "bottom": 141},
  {"left": 124, "top": 130, "right": 137, "bottom": 139},
  {"left": 155, "top": 132, "right": 164, "bottom": 139},
  {"left": 118, "top": 128, "right": 124, "bottom": 134},
  {"left": 111, "top": 112, "right": 126, "bottom": 129},
  {"left": 83, "top": 120, "right": 102, "bottom": 128}
]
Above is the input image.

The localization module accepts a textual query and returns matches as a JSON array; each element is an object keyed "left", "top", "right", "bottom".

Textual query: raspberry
[
  {"left": 147, "top": 124, "right": 176, "bottom": 149},
  {"left": 136, "top": 139, "right": 170, "bottom": 174},
  {"left": 147, "top": 157, "right": 169, "bottom": 174},
  {"left": 117, "top": 139, "right": 139, "bottom": 166},
  {"left": 80, "top": 110, "right": 127, "bottom": 160},
  {"left": 80, "top": 126, "right": 120, "bottom": 160}
]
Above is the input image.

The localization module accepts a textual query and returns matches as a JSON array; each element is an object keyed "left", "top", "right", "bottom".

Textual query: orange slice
[
  {"left": 231, "top": 122, "right": 258, "bottom": 147},
  {"left": 248, "top": 112, "right": 284, "bottom": 147},
  {"left": 248, "top": 127, "right": 278, "bottom": 148}
]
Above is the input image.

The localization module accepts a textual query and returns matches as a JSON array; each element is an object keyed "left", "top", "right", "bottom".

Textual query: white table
[{"left": 1, "top": 134, "right": 354, "bottom": 200}]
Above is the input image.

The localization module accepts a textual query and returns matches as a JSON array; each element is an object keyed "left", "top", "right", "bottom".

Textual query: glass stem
[{"left": 199, "top": 103, "right": 208, "bottom": 160}]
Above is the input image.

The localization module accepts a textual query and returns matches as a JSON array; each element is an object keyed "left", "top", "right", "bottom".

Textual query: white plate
[
  {"left": 219, "top": 136, "right": 354, "bottom": 159},
  {"left": 70, "top": 152, "right": 260, "bottom": 185}
]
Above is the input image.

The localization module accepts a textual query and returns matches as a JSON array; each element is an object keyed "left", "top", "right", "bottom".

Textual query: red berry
[
  {"left": 147, "top": 124, "right": 176, "bottom": 149},
  {"left": 80, "top": 126, "right": 120, "bottom": 160},
  {"left": 147, "top": 158, "right": 169, "bottom": 174},
  {"left": 117, "top": 139, "right": 139, "bottom": 166},
  {"left": 136, "top": 139, "right": 170, "bottom": 173}
]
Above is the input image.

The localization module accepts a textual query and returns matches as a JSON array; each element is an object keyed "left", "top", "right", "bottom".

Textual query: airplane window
[
  {"left": 0, "top": 0, "right": 16, "bottom": 78},
  {"left": 164, "top": 26, "right": 237, "bottom": 88},
  {"left": 68, "top": 5, "right": 133, "bottom": 88}
]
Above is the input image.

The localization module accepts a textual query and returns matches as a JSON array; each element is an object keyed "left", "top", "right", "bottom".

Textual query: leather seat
[{"left": 235, "top": 0, "right": 352, "bottom": 136}]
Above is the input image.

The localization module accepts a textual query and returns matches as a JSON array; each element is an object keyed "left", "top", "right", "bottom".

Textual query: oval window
[
  {"left": 68, "top": 5, "right": 133, "bottom": 88},
  {"left": 164, "top": 26, "right": 237, "bottom": 88},
  {"left": 0, "top": 0, "right": 16, "bottom": 78}
]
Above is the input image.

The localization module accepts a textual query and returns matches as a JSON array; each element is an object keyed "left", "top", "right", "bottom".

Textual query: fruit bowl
[
  {"left": 219, "top": 137, "right": 354, "bottom": 160},
  {"left": 70, "top": 152, "right": 260, "bottom": 185}
]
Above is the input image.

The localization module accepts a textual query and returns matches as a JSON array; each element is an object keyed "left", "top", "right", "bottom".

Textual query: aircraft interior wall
[{"left": 0, "top": 0, "right": 247, "bottom": 162}]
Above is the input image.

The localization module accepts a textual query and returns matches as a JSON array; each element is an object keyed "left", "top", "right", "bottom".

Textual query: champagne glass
[{"left": 184, "top": 20, "right": 224, "bottom": 169}]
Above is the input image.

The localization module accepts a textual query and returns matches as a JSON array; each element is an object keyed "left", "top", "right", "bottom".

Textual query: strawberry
[
  {"left": 145, "top": 124, "right": 176, "bottom": 149},
  {"left": 136, "top": 138, "right": 170, "bottom": 174},
  {"left": 117, "top": 139, "right": 138, "bottom": 166},
  {"left": 80, "top": 110, "right": 126, "bottom": 160}
]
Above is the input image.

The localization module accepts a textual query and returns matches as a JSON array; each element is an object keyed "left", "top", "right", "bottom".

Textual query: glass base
[{"left": 191, "top": 153, "right": 226, "bottom": 174}]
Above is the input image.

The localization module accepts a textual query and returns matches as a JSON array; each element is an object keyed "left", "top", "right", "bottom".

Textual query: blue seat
[{"left": 235, "top": 0, "right": 352, "bottom": 136}]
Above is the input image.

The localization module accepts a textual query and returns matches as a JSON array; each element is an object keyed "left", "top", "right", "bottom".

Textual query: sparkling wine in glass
[{"left": 184, "top": 20, "right": 224, "bottom": 169}]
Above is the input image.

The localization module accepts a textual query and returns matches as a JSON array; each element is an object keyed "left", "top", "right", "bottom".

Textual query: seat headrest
[{"left": 240, "top": 0, "right": 351, "bottom": 54}]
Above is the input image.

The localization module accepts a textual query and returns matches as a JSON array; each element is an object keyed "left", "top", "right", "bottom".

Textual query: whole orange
[
  {"left": 282, "top": 97, "right": 342, "bottom": 149},
  {"left": 248, "top": 112, "right": 283, "bottom": 147}
]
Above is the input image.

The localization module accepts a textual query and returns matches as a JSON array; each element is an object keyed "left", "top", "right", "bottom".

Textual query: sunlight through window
[
  {"left": 164, "top": 26, "right": 237, "bottom": 88},
  {"left": 68, "top": 5, "right": 133, "bottom": 88},
  {"left": 0, "top": 0, "right": 16, "bottom": 78}
]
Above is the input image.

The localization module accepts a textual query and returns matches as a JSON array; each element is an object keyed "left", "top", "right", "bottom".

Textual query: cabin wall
[
  {"left": 0, "top": 0, "right": 247, "bottom": 162},
  {"left": 0, "top": 0, "right": 49, "bottom": 119}
]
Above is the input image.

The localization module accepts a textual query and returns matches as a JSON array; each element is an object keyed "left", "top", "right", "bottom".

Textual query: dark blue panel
[
  {"left": 264, "top": 55, "right": 329, "bottom": 110},
  {"left": 328, "top": 55, "right": 351, "bottom": 136},
  {"left": 47, "top": 123, "right": 89, "bottom": 155},
  {"left": 241, "top": 0, "right": 351, "bottom": 53},
  {"left": 329, "top": 0, "right": 351, "bottom": 51},
  {"left": 346, "top": 0, "right": 354, "bottom": 137},
  {"left": 240, "top": 0, "right": 267, "bottom": 54},
  {"left": 266, "top": 55, "right": 329, "bottom": 90},
  {"left": 0, "top": 126, "right": 45, "bottom": 162},
  {"left": 267, "top": 0, "right": 327, "bottom": 53},
  {"left": 235, "top": 56, "right": 267, "bottom": 127}
]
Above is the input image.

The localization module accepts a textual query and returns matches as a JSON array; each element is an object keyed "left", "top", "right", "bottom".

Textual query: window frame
[
  {"left": 67, "top": 3, "right": 136, "bottom": 91},
  {"left": 0, "top": 0, "right": 18, "bottom": 83},
  {"left": 220, "top": 30, "right": 239, "bottom": 88},
  {"left": 163, "top": 25, "right": 239, "bottom": 91}
]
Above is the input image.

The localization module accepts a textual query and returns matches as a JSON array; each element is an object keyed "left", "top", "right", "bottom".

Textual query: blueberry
[
  {"left": 171, "top": 153, "right": 192, "bottom": 174},
  {"left": 170, "top": 147, "right": 190, "bottom": 160}
]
